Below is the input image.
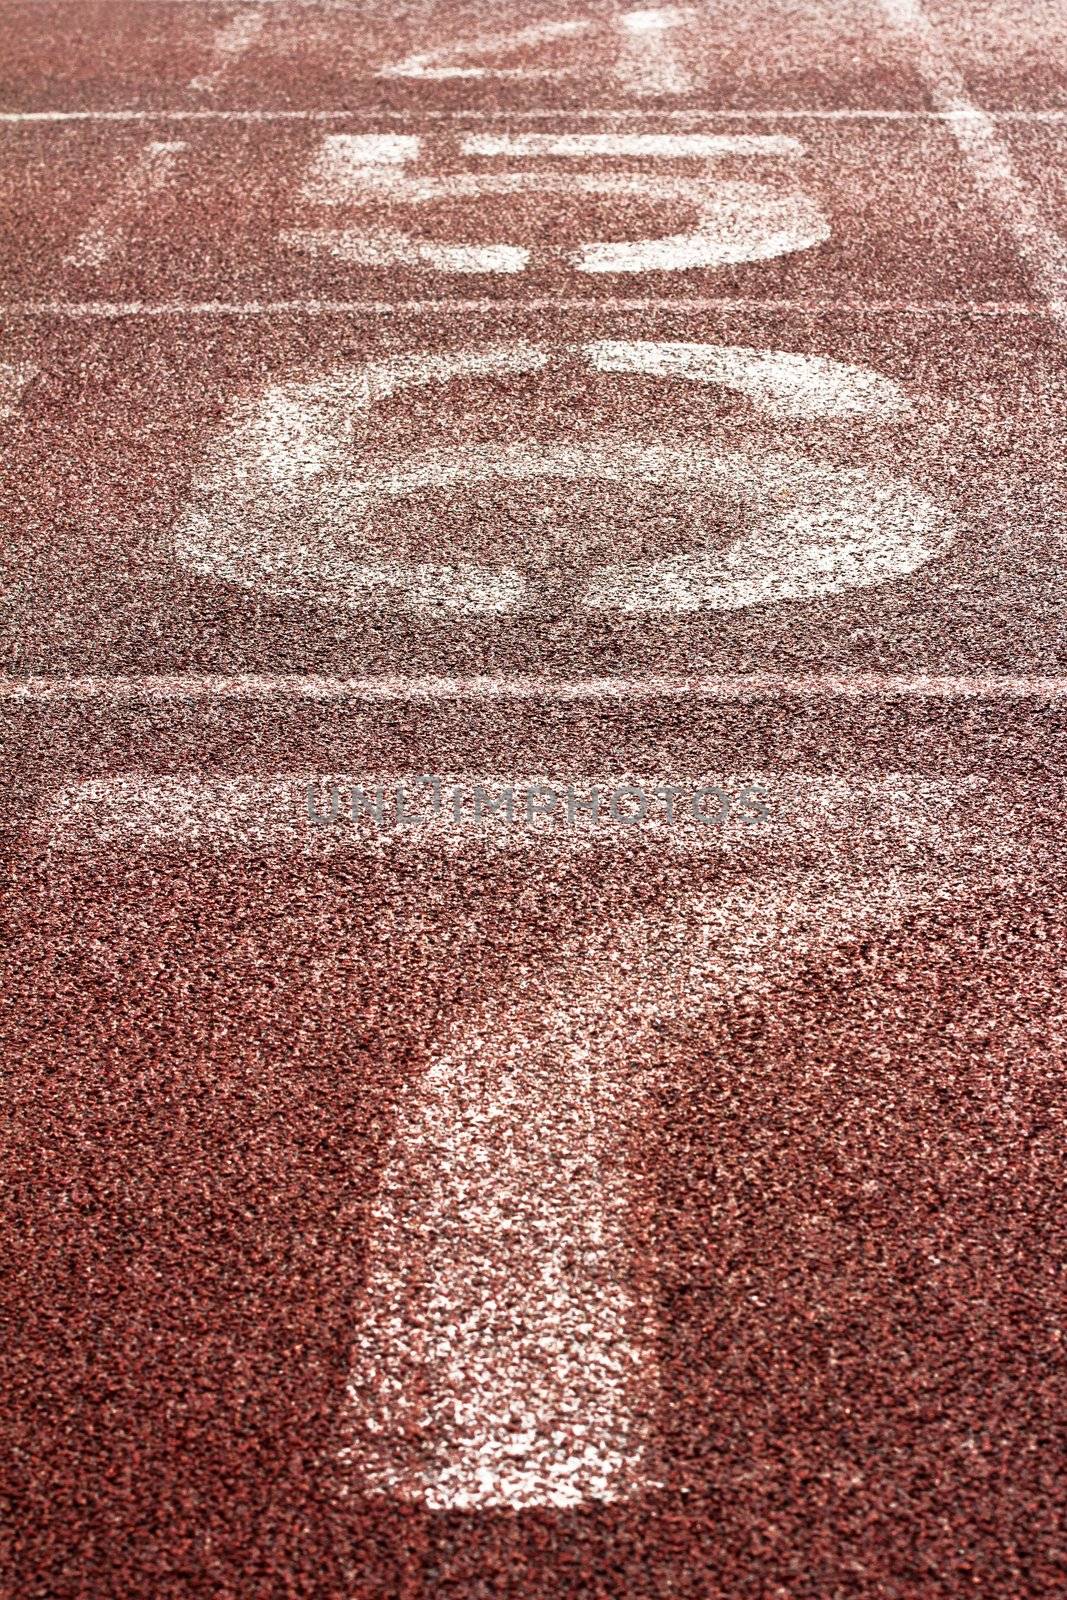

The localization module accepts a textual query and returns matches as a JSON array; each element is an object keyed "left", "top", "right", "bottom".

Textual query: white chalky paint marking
[
  {"left": 36, "top": 773, "right": 1005, "bottom": 1501},
  {"left": 294, "top": 128, "right": 824, "bottom": 272},
  {"left": 573, "top": 178, "right": 827, "bottom": 272},
  {"left": 878, "top": 0, "right": 1067, "bottom": 330},
  {"left": 460, "top": 133, "right": 803, "bottom": 158},
  {"left": 28, "top": 771, "right": 979, "bottom": 848},
  {"left": 0, "top": 298, "right": 1056, "bottom": 317},
  {"left": 343, "top": 1017, "right": 653, "bottom": 1508},
  {"left": 173, "top": 341, "right": 947, "bottom": 616},
  {"left": 288, "top": 231, "right": 529, "bottom": 274},
  {"left": 346, "top": 784, "right": 1027, "bottom": 1505},
  {"left": 8, "top": 673, "right": 1067, "bottom": 703},
  {"left": 242, "top": 344, "right": 549, "bottom": 479},
  {"left": 36, "top": 771, "right": 1013, "bottom": 866},
  {"left": 301, "top": 133, "right": 421, "bottom": 202},
  {"left": 62, "top": 140, "right": 186, "bottom": 268},
  {"left": 582, "top": 449, "right": 950, "bottom": 612},
  {"left": 175, "top": 344, "right": 547, "bottom": 612},
  {"left": 38, "top": 771, "right": 1003, "bottom": 1507},
  {"left": 295, "top": 130, "right": 557, "bottom": 270},
  {"left": 239, "top": 433, "right": 948, "bottom": 614},
  {"left": 188, "top": 7, "right": 266, "bottom": 93},
  {"left": 378, "top": 19, "right": 590, "bottom": 80},
  {"left": 616, "top": 7, "right": 694, "bottom": 96},
  {"left": 289, "top": 154, "right": 827, "bottom": 274},
  {"left": 587, "top": 340, "right": 912, "bottom": 419},
  {"left": 0, "top": 362, "right": 35, "bottom": 420},
  {"left": 5, "top": 109, "right": 1067, "bottom": 122},
  {"left": 335, "top": 778, "right": 1008, "bottom": 1507}
]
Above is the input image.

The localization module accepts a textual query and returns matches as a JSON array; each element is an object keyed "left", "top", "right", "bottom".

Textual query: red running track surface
[{"left": 2, "top": 3, "right": 1066, "bottom": 1597}]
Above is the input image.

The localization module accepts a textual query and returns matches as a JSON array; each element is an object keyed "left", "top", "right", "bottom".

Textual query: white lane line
[
  {"left": 6, "top": 674, "right": 1067, "bottom": 704},
  {"left": 878, "top": 0, "right": 1067, "bottom": 329},
  {"left": 0, "top": 297, "right": 1059, "bottom": 317},
  {"left": 3, "top": 108, "right": 1067, "bottom": 123},
  {"left": 188, "top": 6, "right": 266, "bottom": 94},
  {"left": 460, "top": 132, "right": 803, "bottom": 157},
  {"left": 14, "top": 0, "right": 370, "bottom": 5},
  {"left": 62, "top": 140, "right": 186, "bottom": 268},
  {"left": 0, "top": 362, "right": 35, "bottom": 420},
  {"left": 616, "top": 7, "right": 693, "bottom": 97}
]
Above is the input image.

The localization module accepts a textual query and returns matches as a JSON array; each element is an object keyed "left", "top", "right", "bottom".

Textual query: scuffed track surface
[{"left": 2, "top": 2, "right": 1066, "bottom": 1597}]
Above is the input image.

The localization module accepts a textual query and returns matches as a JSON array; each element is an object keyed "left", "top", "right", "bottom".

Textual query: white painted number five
[{"left": 284, "top": 132, "right": 829, "bottom": 275}]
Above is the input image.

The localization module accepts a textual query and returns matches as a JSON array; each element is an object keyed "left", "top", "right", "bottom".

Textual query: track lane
[{"left": 2, "top": 1, "right": 1066, "bottom": 1596}]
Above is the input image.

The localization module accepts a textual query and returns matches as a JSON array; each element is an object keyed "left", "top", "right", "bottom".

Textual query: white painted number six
[{"left": 175, "top": 342, "right": 954, "bottom": 616}]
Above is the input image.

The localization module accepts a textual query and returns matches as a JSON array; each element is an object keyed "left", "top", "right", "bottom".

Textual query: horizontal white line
[
  {"left": 7, "top": 0, "right": 372, "bottom": 5},
  {"left": 459, "top": 132, "right": 804, "bottom": 157},
  {"left": 2, "top": 107, "right": 1066, "bottom": 124},
  {"left": 0, "top": 298, "right": 1058, "bottom": 318},
  {"left": 5, "top": 673, "right": 1067, "bottom": 703}
]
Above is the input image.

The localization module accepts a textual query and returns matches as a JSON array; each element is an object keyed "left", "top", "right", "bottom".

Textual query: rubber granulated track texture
[{"left": 1, "top": 3, "right": 1066, "bottom": 1598}]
